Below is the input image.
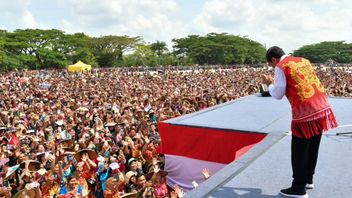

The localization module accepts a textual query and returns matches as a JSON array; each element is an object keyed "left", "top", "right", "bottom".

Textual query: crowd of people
[{"left": 0, "top": 65, "right": 351, "bottom": 198}]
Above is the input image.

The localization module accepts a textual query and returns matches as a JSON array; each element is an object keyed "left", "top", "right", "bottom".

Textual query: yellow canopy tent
[{"left": 67, "top": 61, "right": 92, "bottom": 73}]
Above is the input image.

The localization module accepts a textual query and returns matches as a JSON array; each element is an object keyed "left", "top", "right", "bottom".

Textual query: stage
[
  {"left": 160, "top": 94, "right": 352, "bottom": 198},
  {"left": 199, "top": 134, "right": 352, "bottom": 198}
]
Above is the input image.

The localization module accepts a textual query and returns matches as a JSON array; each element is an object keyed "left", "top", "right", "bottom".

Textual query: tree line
[
  {"left": 292, "top": 41, "right": 352, "bottom": 63},
  {"left": 0, "top": 29, "right": 351, "bottom": 71}
]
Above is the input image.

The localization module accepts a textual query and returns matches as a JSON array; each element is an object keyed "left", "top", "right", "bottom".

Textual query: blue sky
[{"left": 1, "top": 0, "right": 352, "bottom": 53}]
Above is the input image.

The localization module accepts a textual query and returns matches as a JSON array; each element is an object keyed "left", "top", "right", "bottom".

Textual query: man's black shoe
[{"left": 280, "top": 187, "right": 308, "bottom": 198}]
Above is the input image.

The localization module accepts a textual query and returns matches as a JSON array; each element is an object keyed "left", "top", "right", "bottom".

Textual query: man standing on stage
[{"left": 263, "top": 46, "right": 338, "bottom": 198}]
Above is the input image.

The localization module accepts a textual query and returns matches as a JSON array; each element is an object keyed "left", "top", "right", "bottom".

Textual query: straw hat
[
  {"left": 105, "top": 122, "right": 117, "bottom": 127},
  {"left": 77, "top": 107, "right": 89, "bottom": 113},
  {"left": 125, "top": 171, "right": 137, "bottom": 182},
  {"left": 74, "top": 149, "right": 97, "bottom": 161},
  {"left": 145, "top": 170, "right": 168, "bottom": 180},
  {"left": 97, "top": 140, "right": 114, "bottom": 151},
  {"left": 197, "top": 101, "right": 207, "bottom": 107},
  {"left": 20, "top": 160, "right": 41, "bottom": 172},
  {"left": 26, "top": 129, "right": 35, "bottom": 134},
  {"left": 59, "top": 139, "right": 75, "bottom": 149},
  {"left": 37, "top": 168, "right": 47, "bottom": 175},
  {"left": 121, "top": 192, "right": 138, "bottom": 198},
  {"left": 57, "top": 151, "right": 75, "bottom": 161},
  {"left": 182, "top": 97, "right": 192, "bottom": 104},
  {"left": 55, "top": 120, "right": 64, "bottom": 126},
  {"left": 0, "top": 111, "right": 8, "bottom": 116},
  {"left": 105, "top": 176, "right": 120, "bottom": 190}
]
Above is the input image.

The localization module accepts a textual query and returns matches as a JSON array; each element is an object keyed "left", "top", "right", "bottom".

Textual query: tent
[{"left": 67, "top": 61, "right": 92, "bottom": 73}]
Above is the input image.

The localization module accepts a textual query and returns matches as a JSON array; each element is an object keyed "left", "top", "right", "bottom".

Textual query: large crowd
[{"left": 0, "top": 65, "right": 351, "bottom": 198}]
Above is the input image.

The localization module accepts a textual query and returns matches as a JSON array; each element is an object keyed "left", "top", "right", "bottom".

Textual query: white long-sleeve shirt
[{"left": 268, "top": 55, "right": 288, "bottom": 100}]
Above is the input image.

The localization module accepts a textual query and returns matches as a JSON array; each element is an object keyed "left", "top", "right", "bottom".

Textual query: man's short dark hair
[{"left": 266, "top": 46, "right": 285, "bottom": 62}]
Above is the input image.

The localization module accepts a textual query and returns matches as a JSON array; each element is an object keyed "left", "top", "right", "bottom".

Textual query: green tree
[
  {"left": 293, "top": 41, "right": 352, "bottom": 63},
  {"left": 150, "top": 40, "right": 168, "bottom": 66},
  {"left": 172, "top": 33, "right": 266, "bottom": 65},
  {"left": 133, "top": 44, "right": 158, "bottom": 66},
  {"left": 91, "top": 35, "right": 142, "bottom": 67},
  {"left": 0, "top": 30, "right": 26, "bottom": 70},
  {"left": 150, "top": 41, "right": 168, "bottom": 56},
  {"left": 71, "top": 48, "right": 97, "bottom": 67},
  {"left": 162, "top": 52, "right": 179, "bottom": 66},
  {"left": 0, "top": 29, "right": 276, "bottom": 71},
  {"left": 3, "top": 29, "right": 70, "bottom": 69},
  {"left": 58, "top": 32, "right": 95, "bottom": 65},
  {"left": 0, "top": 50, "right": 22, "bottom": 71}
]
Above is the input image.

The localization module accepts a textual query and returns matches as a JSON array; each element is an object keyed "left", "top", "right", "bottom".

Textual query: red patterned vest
[{"left": 277, "top": 56, "right": 338, "bottom": 138}]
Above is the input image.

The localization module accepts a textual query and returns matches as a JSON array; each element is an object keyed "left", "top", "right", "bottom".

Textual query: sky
[{"left": 1, "top": 0, "right": 352, "bottom": 53}]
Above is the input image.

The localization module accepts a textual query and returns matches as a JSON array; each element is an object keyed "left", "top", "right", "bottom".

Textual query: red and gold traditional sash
[{"left": 277, "top": 56, "right": 338, "bottom": 138}]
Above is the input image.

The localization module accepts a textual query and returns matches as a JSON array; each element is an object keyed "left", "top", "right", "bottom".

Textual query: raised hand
[
  {"left": 192, "top": 180, "right": 199, "bottom": 188},
  {"left": 261, "top": 74, "right": 274, "bottom": 85},
  {"left": 144, "top": 136, "right": 150, "bottom": 144},
  {"left": 154, "top": 165, "right": 160, "bottom": 174},
  {"left": 136, "top": 161, "right": 142, "bottom": 169},
  {"left": 152, "top": 157, "right": 158, "bottom": 166},
  {"left": 82, "top": 186, "right": 89, "bottom": 197},
  {"left": 24, "top": 160, "right": 30, "bottom": 171},
  {"left": 82, "top": 154, "right": 87, "bottom": 162},
  {"left": 170, "top": 191, "right": 177, "bottom": 198},
  {"left": 174, "top": 185, "right": 185, "bottom": 198},
  {"left": 202, "top": 168, "right": 211, "bottom": 180}
]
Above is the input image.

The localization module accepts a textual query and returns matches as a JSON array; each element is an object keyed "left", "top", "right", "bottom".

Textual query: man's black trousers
[{"left": 291, "top": 133, "right": 322, "bottom": 190}]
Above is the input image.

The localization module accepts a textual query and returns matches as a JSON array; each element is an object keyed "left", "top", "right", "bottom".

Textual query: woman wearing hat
[
  {"left": 149, "top": 165, "right": 168, "bottom": 198},
  {"left": 76, "top": 151, "right": 97, "bottom": 197},
  {"left": 37, "top": 152, "right": 54, "bottom": 171},
  {"left": 99, "top": 140, "right": 112, "bottom": 158},
  {"left": 124, "top": 172, "right": 138, "bottom": 194},
  {"left": 103, "top": 177, "right": 121, "bottom": 198},
  {"left": 0, "top": 160, "right": 12, "bottom": 197},
  {"left": 0, "top": 185, "right": 11, "bottom": 198},
  {"left": 96, "top": 156, "right": 110, "bottom": 190},
  {"left": 61, "top": 157, "right": 75, "bottom": 182},
  {"left": 59, "top": 176, "right": 88, "bottom": 197},
  {"left": 126, "top": 158, "right": 140, "bottom": 176},
  {"left": 47, "top": 162, "right": 63, "bottom": 187},
  {"left": 73, "top": 162, "right": 90, "bottom": 196},
  {"left": 41, "top": 172, "right": 61, "bottom": 198},
  {"left": 17, "top": 161, "right": 40, "bottom": 192},
  {"left": 141, "top": 138, "right": 159, "bottom": 166}
]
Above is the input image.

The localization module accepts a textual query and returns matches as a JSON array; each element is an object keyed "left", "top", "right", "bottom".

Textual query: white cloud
[
  {"left": 23, "top": 10, "right": 37, "bottom": 28},
  {"left": 1, "top": 0, "right": 351, "bottom": 52},
  {"left": 61, "top": 19, "right": 78, "bottom": 34},
  {"left": 0, "top": 0, "right": 38, "bottom": 30},
  {"left": 193, "top": 0, "right": 352, "bottom": 52},
  {"left": 67, "top": 0, "right": 188, "bottom": 43}
]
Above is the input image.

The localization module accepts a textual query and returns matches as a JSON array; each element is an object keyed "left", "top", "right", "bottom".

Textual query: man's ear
[{"left": 270, "top": 57, "right": 277, "bottom": 64}]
